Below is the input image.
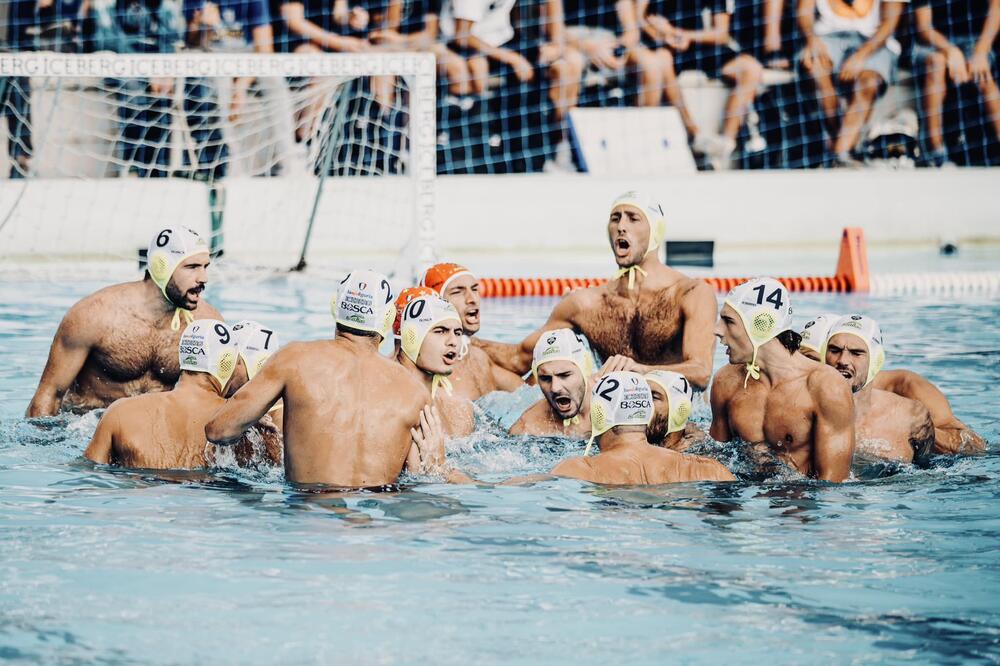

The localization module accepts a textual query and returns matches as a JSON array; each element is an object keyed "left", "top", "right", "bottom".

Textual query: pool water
[{"left": 1, "top": 266, "right": 999, "bottom": 664}]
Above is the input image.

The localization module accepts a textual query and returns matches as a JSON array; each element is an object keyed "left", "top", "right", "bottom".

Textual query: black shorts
[{"left": 644, "top": 41, "right": 740, "bottom": 79}]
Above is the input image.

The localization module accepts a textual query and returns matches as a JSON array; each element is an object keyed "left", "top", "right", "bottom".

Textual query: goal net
[{"left": 0, "top": 52, "right": 436, "bottom": 280}]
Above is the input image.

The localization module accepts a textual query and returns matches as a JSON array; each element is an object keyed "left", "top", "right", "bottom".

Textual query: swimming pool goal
[{"left": 0, "top": 52, "right": 437, "bottom": 280}]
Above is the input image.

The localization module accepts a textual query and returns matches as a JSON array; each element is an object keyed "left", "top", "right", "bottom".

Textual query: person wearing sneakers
[
  {"left": 416, "top": 371, "right": 734, "bottom": 485},
  {"left": 422, "top": 262, "right": 524, "bottom": 399},
  {"left": 476, "top": 191, "right": 717, "bottom": 389},
  {"left": 800, "top": 313, "right": 985, "bottom": 454},
  {"left": 206, "top": 269, "right": 429, "bottom": 488},
  {"left": 509, "top": 328, "right": 594, "bottom": 439},
  {"left": 824, "top": 314, "right": 934, "bottom": 465},
  {"left": 644, "top": 370, "right": 707, "bottom": 451},
  {"left": 84, "top": 320, "right": 268, "bottom": 469},
  {"left": 710, "top": 278, "right": 856, "bottom": 482},
  {"left": 28, "top": 226, "right": 223, "bottom": 417},
  {"left": 396, "top": 295, "right": 475, "bottom": 437}
]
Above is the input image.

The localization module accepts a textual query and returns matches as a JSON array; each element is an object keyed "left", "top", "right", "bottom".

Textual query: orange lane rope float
[{"left": 480, "top": 228, "right": 869, "bottom": 298}]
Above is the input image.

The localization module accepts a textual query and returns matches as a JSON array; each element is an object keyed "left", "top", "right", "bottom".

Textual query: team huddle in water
[{"left": 26, "top": 191, "right": 986, "bottom": 488}]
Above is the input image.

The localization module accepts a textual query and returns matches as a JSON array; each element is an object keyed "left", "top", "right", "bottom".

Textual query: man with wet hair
[
  {"left": 510, "top": 329, "right": 593, "bottom": 438},
  {"left": 84, "top": 320, "right": 280, "bottom": 469},
  {"left": 422, "top": 262, "right": 524, "bottom": 400},
  {"left": 824, "top": 315, "right": 935, "bottom": 465},
  {"left": 396, "top": 295, "right": 475, "bottom": 438},
  {"left": 710, "top": 278, "right": 856, "bottom": 482},
  {"left": 476, "top": 191, "right": 717, "bottom": 390},
  {"left": 206, "top": 269, "right": 429, "bottom": 488},
  {"left": 28, "top": 226, "right": 223, "bottom": 417}
]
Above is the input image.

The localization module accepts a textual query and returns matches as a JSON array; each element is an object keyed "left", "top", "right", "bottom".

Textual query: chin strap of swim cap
[
  {"left": 583, "top": 433, "right": 597, "bottom": 457},
  {"left": 614, "top": 265, "right": 648, "bottom": 291},
  {"left": 563, "top": 415, "right": 581, "bottom": 428},
  {"left": 431, "top": 374, "right": 453, "bottom": 399},
  {"left": 458, "top": 334, "right": 470, "bottom": 361},
  {"left": 743, "top": 347, "right": 762, "bottom": 388},
  {"left": 171, "top": 308, "right": 196, "bottom": 332}
]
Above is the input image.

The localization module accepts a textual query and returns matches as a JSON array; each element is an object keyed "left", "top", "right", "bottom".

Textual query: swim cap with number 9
[
  {"left": 333, "top": 269, "right": 396, "bottom": 339},
  {"left": 178, "top": 319, "right": 239, "bottom": 390}
]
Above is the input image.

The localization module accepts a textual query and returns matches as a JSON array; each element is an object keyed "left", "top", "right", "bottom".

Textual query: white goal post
[{"left": 0, "top": 51, "right": 437, "bottom": 280}]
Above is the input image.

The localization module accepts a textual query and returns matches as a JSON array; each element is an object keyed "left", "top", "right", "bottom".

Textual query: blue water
[{"left": 1, "top": 269, "right": 999, "bottom": 664}]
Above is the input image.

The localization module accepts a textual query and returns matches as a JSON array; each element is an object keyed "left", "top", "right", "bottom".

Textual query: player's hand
[
  {"left": 598, "top": 354, "right": 639, "bottom": 376},
  {"left": 967, "top": 50, "right": 990, "bottom": 84},
  {"left": 944, "top": 45, "right": 970, "bottom": 84},
  {"left": 838, "top": 50, "right": 867, "bottom": 83},
  {"left": 507, "top": 53, "right": 535, "bottom": 82},
  {"left": 411, "top": 405, "right": 447, "bottom": 473}
]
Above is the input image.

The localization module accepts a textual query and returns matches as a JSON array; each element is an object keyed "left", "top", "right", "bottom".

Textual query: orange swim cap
[
  {"left": 421, "top": 262, "right": 477, "bottom": 296},
  {"left": 393, "top": 286, "right": 436, "bottom": 337}
]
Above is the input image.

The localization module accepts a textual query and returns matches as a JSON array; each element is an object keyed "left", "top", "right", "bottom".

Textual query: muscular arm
[
  {"left": 476, "top": 291, "right": 582, "bottom": 375},
  {"left": 810, "top": 371, "right": 855, "bottom": 483},
  {"left": 206, "top": 347, "right": 289, "bottom": 445},
  {"left": 635, "top": 280, "right": 716, "bottom": 389},
  {"left": 490, "top": 362, "right": 525, "bottom": 391},
  {"left": 908, "top": 402, "right": 935, "bottom": 465},
  {"left": 84, "top": 404, "right": 120, "bottom": 464},
  {"left": 708, "top": 367, "right": 736, "bottom": 442},
  {"left": 27, "top": 307, "right": 95, "bottom": 417},
  {"left": 914, "top": 5, "right": 954, "bottom": 50},
  {"left": 679, "top": 454, "right": 736, "bottom": 482},
  {"left": 550, "top": 456, "right": 598, "bottom": 482}
]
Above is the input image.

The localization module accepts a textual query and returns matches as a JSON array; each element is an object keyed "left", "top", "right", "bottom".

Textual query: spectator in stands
[
  {"left": 274, "top": 0, "right": 370, "bottom": 53},
  {"left": 797, "top": 0, "right": 908, "bottom": 167},
  {"left": 912, "top": 0, "right": 1000, "bottom": 166},
  {"left": 563, "top": 0, "right": 663, "bottom": 108},
  {"left": 639, "top": 0, "right": 765, "bottom": 169},
  {"left": 368, "top": 0, "right": 474, "bottom": 96},
  {"left": 89, "top": 0, "right": 186, "bottom": 177}
]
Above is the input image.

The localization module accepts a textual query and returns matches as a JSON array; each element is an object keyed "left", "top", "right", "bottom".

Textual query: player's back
[
  {"left": 593, "top": 446, "right": 733, "bottom": 485},
  {"left": 280, "top": 339, "right": 426, "bottom": 487},
  {"left": 110, "top": 390, "right": 222, "bottom": 469}
]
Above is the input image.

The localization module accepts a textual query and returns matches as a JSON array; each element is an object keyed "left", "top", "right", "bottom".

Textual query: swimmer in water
[
  {"left": 418, "top": 371, "right": 734, "bottom": 485},
  {"left": 710, "top": 278, "right": 856, "bottom": 482},
  {"left": 475, "top": 191, "right": 717, "bottom": 389},
  {"left": 396, "top": 295, "right": 475, "bottom": 437},
  {"left": 824, "top": 315, "right": 935, "bottom": 465},
  {"left": 28, "top": 226, "right": 222, "bottom": 416},
  {"left": 644, "top": 370, "right": 707, "bottom": 451},
  {"left": 509, "top": 328, "right": 594, "bottom": 439},
  {"left": 206, "top": 270, "right": 429, "bottom": 488},
  {"left": 798, "top": 313, "right": 984, "bottom": 454},
  {"left": 421, "top": 263, "right": 525, "bottom": 399},
  {"left": 84, "top": 320, "right": 279, "bottom": 469}
]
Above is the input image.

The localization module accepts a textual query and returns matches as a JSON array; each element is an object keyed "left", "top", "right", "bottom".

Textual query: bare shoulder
[
  {"left": 875, "top": 388, "right": 926, "bottom": 420},
  {"left": 551, "top": 455, "right": 593, "bottom": 480},
  {"left": 678, "top": 276, "right": 714, "bottom": 304},
  {"left": 509, "top": 400, "right": 546, "bottom": 435},
  {"left": 193, "top": 298, "right": 223, "bottom": 320},
  {"left": 710, "top": 363, "right": 743, "bottom": 400},
  {"left": 807, "top": 363, "right": 849, "bottom": 394}
]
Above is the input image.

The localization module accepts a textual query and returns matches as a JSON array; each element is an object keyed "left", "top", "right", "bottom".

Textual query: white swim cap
[
  {"left": 644, "top": 370, "right": 694, "bottom": 435},
  {"left": 827, "top": 314, "right": 885, "bottom": 388},
  {"left": 585, "top": 370, "right": 653, "bottom": 455},
  {"left": 178, "top": 319, "right": 239, "bottom": 391},
  {"left": 333, "top": 269, "right": 396, "bottom": 339},
  {"left": 400, "top": 296, "right": 462, "bottom": 397},
  {"left": 610, "top": 191, "right": 667, "bottom": 291},
  {"left": 231, "top": 320, "right": 279, "bottom": 380},
  {"left": 147, "top": 226, "right": 209, "bottom": 331},
  {"left": 531, "top": 328, "right": 594, "bottom": 385},
  {"left": 799, "top": 312, "right": 840, "bottom": 358},
  {"left": 723, "top": 277, "right": 794, "bottom": 386}
]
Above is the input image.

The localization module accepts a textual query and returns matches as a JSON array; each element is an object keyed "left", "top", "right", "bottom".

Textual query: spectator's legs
[
  {"left": 801, "top": 54, "right": 841, "bottom": 144},
  {"left": 655, "top": 48, "right": 699, "bottom": 138},
  {"left": 834, "top": 70, "right": 882, "bottom": 156},
  {"left": 293, "top": 43, "right": 324, "bottom": 141},
  {"left": 432, "top": 44, "right": 472, "bottom": 96},
  {"left": 547, "top": 47, "right": 584, "bottom": 122},
  {"left": 628, "top": 47, "right": 663, "bottom": 107},
  {"left": 976, "top": 70, "right": 1000, "bottom": 142},
  {"left": 719, "top": 54, "right": 764, "bottom": 142},
  {"left": 468, "top": 56, "right": 489, "bottom": 96},
  {"left": 920, "top": 50, "right": 948, "bottom": 154},
  {"left": 371, "top": 75, "right": 396, "bottom": 110}
]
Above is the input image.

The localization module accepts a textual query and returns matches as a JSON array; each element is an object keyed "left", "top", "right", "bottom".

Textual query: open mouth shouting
[
  {"left": 551, "top": 393, "right": 575, "bottom": 416},
  {"left": 614, "top": 237, "right": 632, "bottom": 259},
  {"left": 442, "top": 350, "right": 458, "bottom": 366}
]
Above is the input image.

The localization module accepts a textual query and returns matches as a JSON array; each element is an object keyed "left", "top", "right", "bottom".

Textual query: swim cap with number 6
[
  {"left": 179, "top": 319, "right": 239, "bottom": 390},
  {"left": 333, "top": 269, "right": 396, "bottom": 339}
]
